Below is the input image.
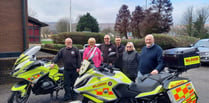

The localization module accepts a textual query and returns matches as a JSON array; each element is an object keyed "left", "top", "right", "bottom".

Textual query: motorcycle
[
  {"left": 8, "top": 46, "right": 64, "bottom": 103},
  {"left": 73, "top": 52, "right": 199, "bottom": 103}
]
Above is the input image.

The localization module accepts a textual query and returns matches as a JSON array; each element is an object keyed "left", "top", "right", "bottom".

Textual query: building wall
[
  {"left": 28, "top": 23, "right": 41, "bottom": 43},
  {"left": 0, "top": 0, "right": 28, "bottom": 53}
]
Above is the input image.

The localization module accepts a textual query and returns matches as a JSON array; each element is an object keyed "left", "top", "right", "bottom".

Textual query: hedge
[
  {"left": 51, "top": 32, "right": 105, "bottom": 45},
  {"left": 50, "top": 32, "right": 199, "bottom": 51},
  {"left": 174, "top": 35, "right": 199, "bottom": 47},
  {"left": 153, "top": 34, "right": 178, "bottom": 49},
  {"left": 121, "top": 34, "right": 179, "bottom": 50},
  {"left": 42, "top": 44, "right": 83, "bottom": 50}
]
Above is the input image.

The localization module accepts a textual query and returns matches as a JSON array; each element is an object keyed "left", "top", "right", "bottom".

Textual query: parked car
[
  {"left": 79, "top": 43, "right": 101, "bottom": 59},
  {"left": 191, "top": 39, "right": 209, "bottom": 63}
]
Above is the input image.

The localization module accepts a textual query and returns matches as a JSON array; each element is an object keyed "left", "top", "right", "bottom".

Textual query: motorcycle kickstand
[
  {"left": 55, "top": 90, "right": 59, "bottom": 99},
  {"left": 50, "top": 92, "right": 54, "bottom": 103}
]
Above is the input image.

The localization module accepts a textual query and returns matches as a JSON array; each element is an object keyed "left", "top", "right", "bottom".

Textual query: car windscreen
[{"left": 194, "top": 41, "right": 209, "bottom": 48}]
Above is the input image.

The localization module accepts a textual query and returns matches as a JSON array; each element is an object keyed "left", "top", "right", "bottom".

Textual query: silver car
[{"left": 191, "top": 39, "right": 209, "bottom": 63}]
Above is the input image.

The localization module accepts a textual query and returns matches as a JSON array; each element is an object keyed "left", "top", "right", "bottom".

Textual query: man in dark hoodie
[
  {"left": 99, "top": 35, "right": 117, "bottom": 66},
  {"left": 114, "top": 36, "right": 125, "bottom": 68},
  {"left": 51, "top": 38, "right": 81, "bottom": 102}
]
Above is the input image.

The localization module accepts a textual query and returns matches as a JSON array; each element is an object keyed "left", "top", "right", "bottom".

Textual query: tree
[
  {"left": 28, "top": 8, "right": 38, "bottom": 18},
  {"left": 55, "top": 17, "right": 71, "bottom": 33},
  {"left": 181, "top": 7, "right": 194, "bottom": 36},
  {"left": 181, "top": 6, "right": 209, "bottom": 38},
  {"left": 76, "top": 13, "right": 99, "bottom": 32},
  {"left": 140, "top": 8, "right": 160, "bottom": 35},
  {"left": 150, "top": 0, "right": 173, "bottom": 33},
  {"left": 41, "top": 27, "right": 50, "bottom": 39},
  {"left": 100, "top": 27, "right": 115, "bottom": 34},
  {"left": 193, "top": 7, "right": 209, "bottom": 38},
  {"left": 114, "top": 4, "right": 131, "bottom": 39},
  {"left": 130, "top": 6, "right": 145, "bottom": 38}
]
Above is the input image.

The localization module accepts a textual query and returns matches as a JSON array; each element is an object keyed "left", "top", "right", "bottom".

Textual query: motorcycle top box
[{"left": 163, "top": 47, "right": 200, "bottom": 71}]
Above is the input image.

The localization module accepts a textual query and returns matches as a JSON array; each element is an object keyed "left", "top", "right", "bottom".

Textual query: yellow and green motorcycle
[
  {"left": 8, "top": 46, "right": 64, "bottom": 103},
  {"left": 74, "top": 58, "right": 198, "bottom": 103}
]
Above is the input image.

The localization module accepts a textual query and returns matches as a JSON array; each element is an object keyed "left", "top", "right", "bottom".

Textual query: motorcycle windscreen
[
  {"left": 167, "top": 82, "right": 197, "bottom": 103},
  {"left": 23, "top": 46, "right": 41, "bottom": 57},
  {"left": 79, "top": 59, "right": 91, "bottom": 75}
]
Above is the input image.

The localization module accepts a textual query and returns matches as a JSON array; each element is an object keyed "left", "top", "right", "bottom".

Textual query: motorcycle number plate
[{"left": 79, "top": 60, "right": 90, "bottom": 75}]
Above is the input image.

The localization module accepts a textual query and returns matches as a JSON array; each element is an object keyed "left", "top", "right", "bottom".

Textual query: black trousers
[{"left": 63, "top": 69, "right": 78, "bottom": 100}]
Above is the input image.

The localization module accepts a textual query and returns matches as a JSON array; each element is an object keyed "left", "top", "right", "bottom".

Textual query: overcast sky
[{"left": 28, "top": 0, "right": 209, "bottom": 25}]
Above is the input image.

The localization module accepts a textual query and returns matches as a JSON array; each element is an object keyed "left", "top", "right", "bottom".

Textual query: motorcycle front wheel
[{"left": 8, "top": 90, "right": 31, "bottom": 103}]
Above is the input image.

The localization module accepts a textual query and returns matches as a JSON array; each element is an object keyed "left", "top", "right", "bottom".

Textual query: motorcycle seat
[
  {"left": 129, "top": 77, "right": 161, "bottom": 93},
  {"left": 142, "top": 72, "right": 172, "bottom": 83},
  {"left": 129, "top": 73, "right": 172, "bottom": 93}
]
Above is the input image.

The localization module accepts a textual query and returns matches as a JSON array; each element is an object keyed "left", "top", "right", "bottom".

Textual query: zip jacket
[{"left": 83, "top": 46, "right": 103, "bottom": 67}]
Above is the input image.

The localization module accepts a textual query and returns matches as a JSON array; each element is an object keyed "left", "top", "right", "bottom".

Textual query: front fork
[{"left": 11, "top": 80, "right": 31, "bottom": 97}]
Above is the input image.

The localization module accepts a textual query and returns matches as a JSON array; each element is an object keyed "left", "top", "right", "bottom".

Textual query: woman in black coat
[{"left": 122, "top": 42, "right": 140, "bottom": 81}]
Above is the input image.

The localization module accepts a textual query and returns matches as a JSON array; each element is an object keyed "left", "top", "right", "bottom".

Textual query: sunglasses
[{"left": 126, "top": 46, "right": 132, "bottom": 48}]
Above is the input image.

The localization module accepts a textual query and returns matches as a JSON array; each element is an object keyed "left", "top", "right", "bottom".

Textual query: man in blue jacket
[{"left": 137, "top": 34, "right": 164, "bottom": 78}]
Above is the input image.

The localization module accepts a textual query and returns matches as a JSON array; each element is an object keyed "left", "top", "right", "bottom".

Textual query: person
[
  {"left": 122, "top": 42, "right": 139, "bottom": 81},
  {"left": 137, "top": 34, "right": 164, "bottom": 79},
  {"left": 83, "top": 37, "right": 103, "bottom": 67},
  {"left": 99, "top": 35, "right": 117, "bottom": 66},
  {"left": 114, "top": 36, "right": 125, "bottom": 69},
  {"left": 51, "top": 38, "right": 81, "bottom": 102}
]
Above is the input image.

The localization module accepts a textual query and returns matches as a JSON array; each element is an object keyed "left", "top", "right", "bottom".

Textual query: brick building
[
  {"left": 28, "top": 16, "right": 48, "bottom": 44},
  {"left": 0, "top": 0, "right": 28, "bottom": 58}
]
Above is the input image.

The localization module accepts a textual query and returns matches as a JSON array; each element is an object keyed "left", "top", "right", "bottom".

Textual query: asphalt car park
[{"left": 0, "top": 66, "right": 208, "bottom": 103}]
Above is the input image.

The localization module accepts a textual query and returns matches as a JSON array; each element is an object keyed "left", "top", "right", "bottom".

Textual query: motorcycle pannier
[
  {"left": 167, "top": 82, "right": 197, "bottom": 103},
  {"left": 163, "top": 47, "right": 200, "bottom": 71}
]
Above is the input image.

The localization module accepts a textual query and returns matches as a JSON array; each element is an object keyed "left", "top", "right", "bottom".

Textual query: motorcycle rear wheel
[{"left": 8, "top": 90, "right": 31, "bottom": 103}]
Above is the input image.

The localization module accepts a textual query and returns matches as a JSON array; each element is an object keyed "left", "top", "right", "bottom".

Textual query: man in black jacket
[
  {"left": 99, "top": 35, "right": 118, "bottom": 65},
  {"left": 51, "top": 38, "right": 81, "bottom": 102},
  {"left": 114, "top": 36, "right": 125, "bottom": 68}
]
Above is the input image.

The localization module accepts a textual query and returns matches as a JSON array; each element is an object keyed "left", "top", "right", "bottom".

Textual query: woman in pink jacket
[{"left": 83, "top": 37, "right": 103, "bottom": 67}]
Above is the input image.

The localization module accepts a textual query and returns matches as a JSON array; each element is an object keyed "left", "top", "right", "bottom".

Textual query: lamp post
[
  {"left": 70, "top": 0, "right": 72, "bottom": 32},
  {"left": 146, "top": 0, "right": 147, "bottom": 9}
]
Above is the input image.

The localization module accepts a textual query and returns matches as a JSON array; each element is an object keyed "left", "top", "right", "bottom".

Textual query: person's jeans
[{"left": 63, "top": 69, "right": 78, "bottom": 100}]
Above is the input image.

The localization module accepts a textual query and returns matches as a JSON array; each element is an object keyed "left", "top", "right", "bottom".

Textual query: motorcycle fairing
[
  {"left": 13, "top": 46, "right": 41, "bottom": 67},
  {"left": 16, "top": 65, "right": 49, "bottom": 84},
  {"left": 74, "top": 68, "right": 132, "bottom": 102},
  {"left": 48, "top": 64, "right": 63, "bottom": 81},
  {"left": 11, "top": 80, "right": 30, "bottom": 97},
  {"left": 14, "top": 54, "right": 30, "bottom": 66},
  {"left": 135, "top": 85, "right": 164, "bottom": 98},
  {"left": 82, "top": 94, "right": 104, "bottom": 103}
]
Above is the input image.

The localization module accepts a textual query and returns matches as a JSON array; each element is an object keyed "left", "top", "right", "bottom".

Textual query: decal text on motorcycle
[
  {"left": 168, "top": 80, "right": 188, "bottom": 89},
  {"left": 92, "top": 82, "right": 107, "bottom": 88}
]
